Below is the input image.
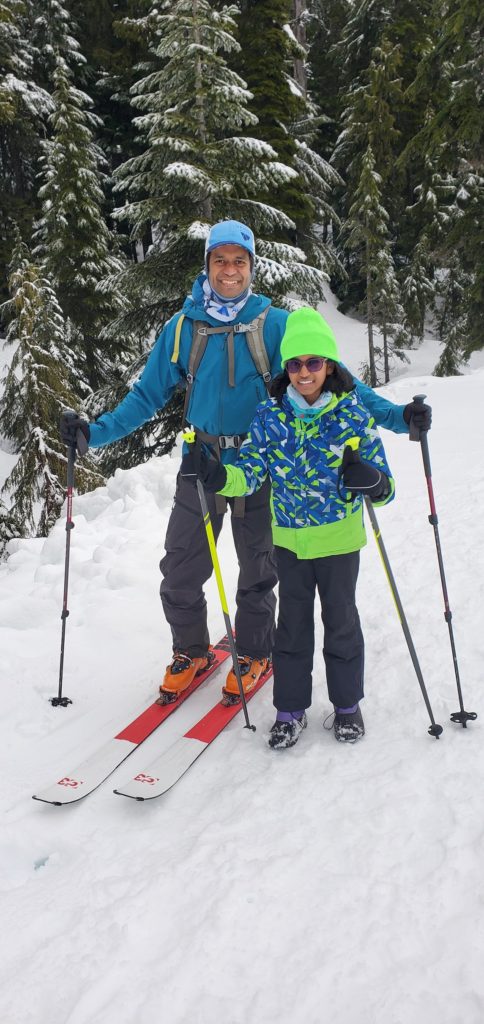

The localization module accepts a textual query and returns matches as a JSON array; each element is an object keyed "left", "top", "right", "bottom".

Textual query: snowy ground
[{"left": 1, "top": 315, "right": 484, "bottom": 1024}]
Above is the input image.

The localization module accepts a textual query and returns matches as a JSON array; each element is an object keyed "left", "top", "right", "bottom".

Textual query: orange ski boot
[
  {"left": 222, "top": 656, "right": 270, "bottom": 704},
  {"left": 159, "top": 651, "right": 214, "bottom": 705}
]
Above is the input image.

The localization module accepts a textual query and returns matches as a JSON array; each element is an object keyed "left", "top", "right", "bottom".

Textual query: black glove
[
  {"left": 403, "top": 399, "right": 432, "bottom": 438},
  {"left": 180, "top": 447, "right": 227, "bottom": 492},
  {"left": 341, "top": 460, "right": 389, "bottom": 501},
  {"left": 60, "top": 411, "right": 90, "bottom": 455}
]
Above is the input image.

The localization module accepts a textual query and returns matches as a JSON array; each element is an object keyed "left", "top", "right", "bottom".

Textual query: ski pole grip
[
  {"left": 411, "top": 394, "right": 432, "bottom": 473},
  {"left": 61, "top": 408, "right": 83, "bottom": 461},
  {"left": 181, "top": 429, "right": 202, "bottom": 477},
  {"left": 407, "top": 394, "right": 425, "bottom": 442}
]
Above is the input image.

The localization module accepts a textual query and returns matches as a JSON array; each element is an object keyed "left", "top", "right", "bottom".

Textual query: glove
[
  {"left": 60, "top": 411, "right": 90, "bottom": 455},
  {"left": 341, "top": 460, "right": 389, "bottom": 501},
  {"left": 180, "top": 447, "right": 227, "bottom": 493},
  {"left": 403, "top": 399, "right": 432, "bottom": 438}
]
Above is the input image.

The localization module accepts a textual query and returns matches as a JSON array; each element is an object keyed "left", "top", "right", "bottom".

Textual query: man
[{"left": 61, "top": 220, "right": 431, "bottom": 702}]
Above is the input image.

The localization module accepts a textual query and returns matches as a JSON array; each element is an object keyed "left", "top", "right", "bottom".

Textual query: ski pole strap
[{"left": 66, "top": 443, "right": 76, "bottom": 490}]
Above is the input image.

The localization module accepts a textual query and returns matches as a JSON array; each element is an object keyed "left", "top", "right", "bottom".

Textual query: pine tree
[
  {"left": 343, "top": 145, "right": 398, "bottom": 385},
  {"left": 70, "top": 0, "right": 153, "bottom": 219},
  {"left": 333, "top": 40, "right": 404, "bottom": 323},
  {"left": 434, "top": 254, "right": 470, "bottom": 376},
  {"left": 29, "top": 0, "right": 85, "bottom": 86},
  {"left": 0, "top": 0, "right": 52, "bottom": 298},
  {"left": 333, "top": 40, "right": 402, "bottom": 192},
  {"left": 292, "top": 130, "right": 344, "bottom": 277},
  {"left": 401, "top": 235, "right": 435, "bottom": 342},
  {"left": 400, "top": 0, "right": 484, "bottom": 362},
  {"left": 33, "top": 57, "right": 127, "bottom": 387},
  {"left": 306, "top": 0, "right": 351, "bottom": 159},
  {"left": 0, "top": 231, "right": 103, "bottom": 550},
  {"left": 237, "top": 0, "right": 313, "bottom": 228},
  {"left": 371, "top": 245, "right": 409, "bottom": 381},
  {"left": 112, "top": 0, "right": 327, "bottom": 334},
  {"left": 0, "top": 495, "right": 21, "bottom": 556},
  {"left": 330, "top": 0, "right": 393, "bottom": 88}
]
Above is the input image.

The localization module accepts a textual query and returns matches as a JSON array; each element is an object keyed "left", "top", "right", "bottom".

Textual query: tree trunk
[
  {"left": 292, "top": 0, "right": 307, "bottom": 96},
  {"left": 383, "top": 325, "right": 390, "bottom": 382},
  {"left": 192, "top": 0, "right": 212, "bottom": 222},
  {"left": 366, "top": 246, "right": 377, "bottom": 387}
]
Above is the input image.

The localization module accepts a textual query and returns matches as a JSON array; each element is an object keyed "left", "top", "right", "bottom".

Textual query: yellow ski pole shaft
[{"left": 183, "top": 432, "right": 255, "bottom": 732}]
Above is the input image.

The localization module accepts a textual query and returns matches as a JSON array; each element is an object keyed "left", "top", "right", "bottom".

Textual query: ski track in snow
[{"left": 1, "top": 335, "right": 484, "bottom": 1022}]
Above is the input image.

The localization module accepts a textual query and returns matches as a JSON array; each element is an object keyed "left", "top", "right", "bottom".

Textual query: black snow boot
[
  {"left": 268, "top": 712, "right": 307, "bottom": 750},
  {"left": 333, "top": 705, "right": 365, "bottom": 743}
]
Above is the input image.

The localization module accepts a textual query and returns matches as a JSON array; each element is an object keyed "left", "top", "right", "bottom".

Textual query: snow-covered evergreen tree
[
  {"left": 333, "top": 40, "right": 402, "bottom": 192},
  {"left": 29, "top": 0, "right": 85, "bottom": 86},
  {"left": 371, "top": 245, "right": 409, "bottom": 381},
  {"left": 292, "top": 130, "right": 344, "bottom": 278},
  {"left": 33, "top": 58, "right": 127, "bottom": 387},
  {"left": 236, "top": 0, "right": 312, "bottom": 227},
  {"left": 330, "top": 0, "right": 392, "bottom": 88},
  {"left": 0, "top": 232, "right": 103, "bottom": 551},
  {"left": 0, "top": 0, "right": 52, "bottom": 297},
  {"left": 111, "top": 0, "right": 327, "bottom": 341},
  {"left": 401, "top": 235, "right": 435, "bottom": 342},
  {"left": 399, "top": 148, "right": 456, "bottom": 342},
  {"left": 333, "top": 40, "right": 407, "bottom": 376},
  {"left": 343, "top": 145, "right": 400, "bottom": 385},
  {"left": 434, "top": 254, "right": 470, "bottom": 376}
]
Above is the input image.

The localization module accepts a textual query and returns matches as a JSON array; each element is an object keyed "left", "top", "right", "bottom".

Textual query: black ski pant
[
  {"left": 272, "top": 546, "right": 364, "bottom": 712},
  {"left": 160, "top": 474, "right": 277, "bottom": 659}
]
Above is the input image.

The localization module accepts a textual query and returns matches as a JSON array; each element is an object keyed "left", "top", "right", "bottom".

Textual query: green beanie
[{"left": 280, "top": 307, "right": 340, "bottom": 365}]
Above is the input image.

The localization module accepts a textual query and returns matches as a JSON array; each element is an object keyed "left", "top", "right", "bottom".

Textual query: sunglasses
[{"left": 285, "top": 357, "right": 327, "bottom": 374}]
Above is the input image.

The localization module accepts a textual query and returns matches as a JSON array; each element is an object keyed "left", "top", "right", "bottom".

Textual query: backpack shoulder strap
[
  {"left": 235, "top": 304, "right": 272, "bottom": 393},
  {"left": 170, "top": 313, "right": 185, "bottom": 364},
  {"left": 181, "top": 321, "right": 210, "bottom": 425},
  {"left": 182, "top": 320, "right": 227, "bottom": 425}
]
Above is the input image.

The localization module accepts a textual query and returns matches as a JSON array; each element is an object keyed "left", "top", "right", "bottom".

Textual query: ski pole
[
  {"left": 342, "top": 441, "right": 443, "bottom": 739},
  {"left": 409, "top": 394, "right": 476, "bottom": 727},
  {"left": 182, "top": 431, "right": 256, "bottom": 732},
  {"left": 51, "top": 429, "right": 77, "bottom": 707}
]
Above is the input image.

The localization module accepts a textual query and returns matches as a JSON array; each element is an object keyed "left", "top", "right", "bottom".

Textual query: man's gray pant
[{"left": 160, "top": 475, "right": 277, "bottom": 658}]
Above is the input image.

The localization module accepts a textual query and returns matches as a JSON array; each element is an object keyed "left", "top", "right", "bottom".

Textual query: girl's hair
[{"left": 270, "top": 362, "right": 355, "bottom": 405}]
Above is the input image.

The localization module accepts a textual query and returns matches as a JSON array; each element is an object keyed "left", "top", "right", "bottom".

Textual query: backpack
[{"left": 170, "top": 306, "right": 272, "bottom": 428}]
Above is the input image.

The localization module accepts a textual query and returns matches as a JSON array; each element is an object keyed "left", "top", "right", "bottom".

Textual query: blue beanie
[{"left": 205, "top": 221, "right": 255, "bottom": 274}]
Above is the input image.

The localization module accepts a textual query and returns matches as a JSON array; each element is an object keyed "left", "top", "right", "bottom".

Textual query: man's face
[{"left": 208, "top": 244, "right": 252, "bottom": 299}]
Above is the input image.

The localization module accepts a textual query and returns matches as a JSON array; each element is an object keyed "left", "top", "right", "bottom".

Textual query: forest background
[{"left": 0, "top": 0, "right": 482, "bottom": 552}]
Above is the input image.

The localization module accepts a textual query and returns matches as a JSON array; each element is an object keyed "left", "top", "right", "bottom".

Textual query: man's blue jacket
[{"left": 88, "top": 275, "right": 409, "bottom": 464}]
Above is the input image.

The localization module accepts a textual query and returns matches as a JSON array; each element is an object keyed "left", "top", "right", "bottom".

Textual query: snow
[{"left": 2, "top": 309, "right": 484, "bottom": 1024}]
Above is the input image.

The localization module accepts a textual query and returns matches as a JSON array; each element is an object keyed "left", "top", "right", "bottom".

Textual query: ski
[
  {"left": 32, "top": 636, "right": 232, "bottom": 806},
  {"left": 113, "top": 664, "right": 272, "bottom": 801}
]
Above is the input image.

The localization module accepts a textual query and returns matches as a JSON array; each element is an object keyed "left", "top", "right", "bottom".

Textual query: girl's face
[{"left": 286, "top": 354, "right": 333, "bottom": 405}]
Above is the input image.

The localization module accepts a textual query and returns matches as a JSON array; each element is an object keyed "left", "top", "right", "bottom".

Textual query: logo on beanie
[{"left": 242, "top": 231, "right": 251, "bottom": 240}]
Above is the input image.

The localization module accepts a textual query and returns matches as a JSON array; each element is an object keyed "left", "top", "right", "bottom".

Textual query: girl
[{"left": 182, "top": 307, "right": 394, "bottom": 748}]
